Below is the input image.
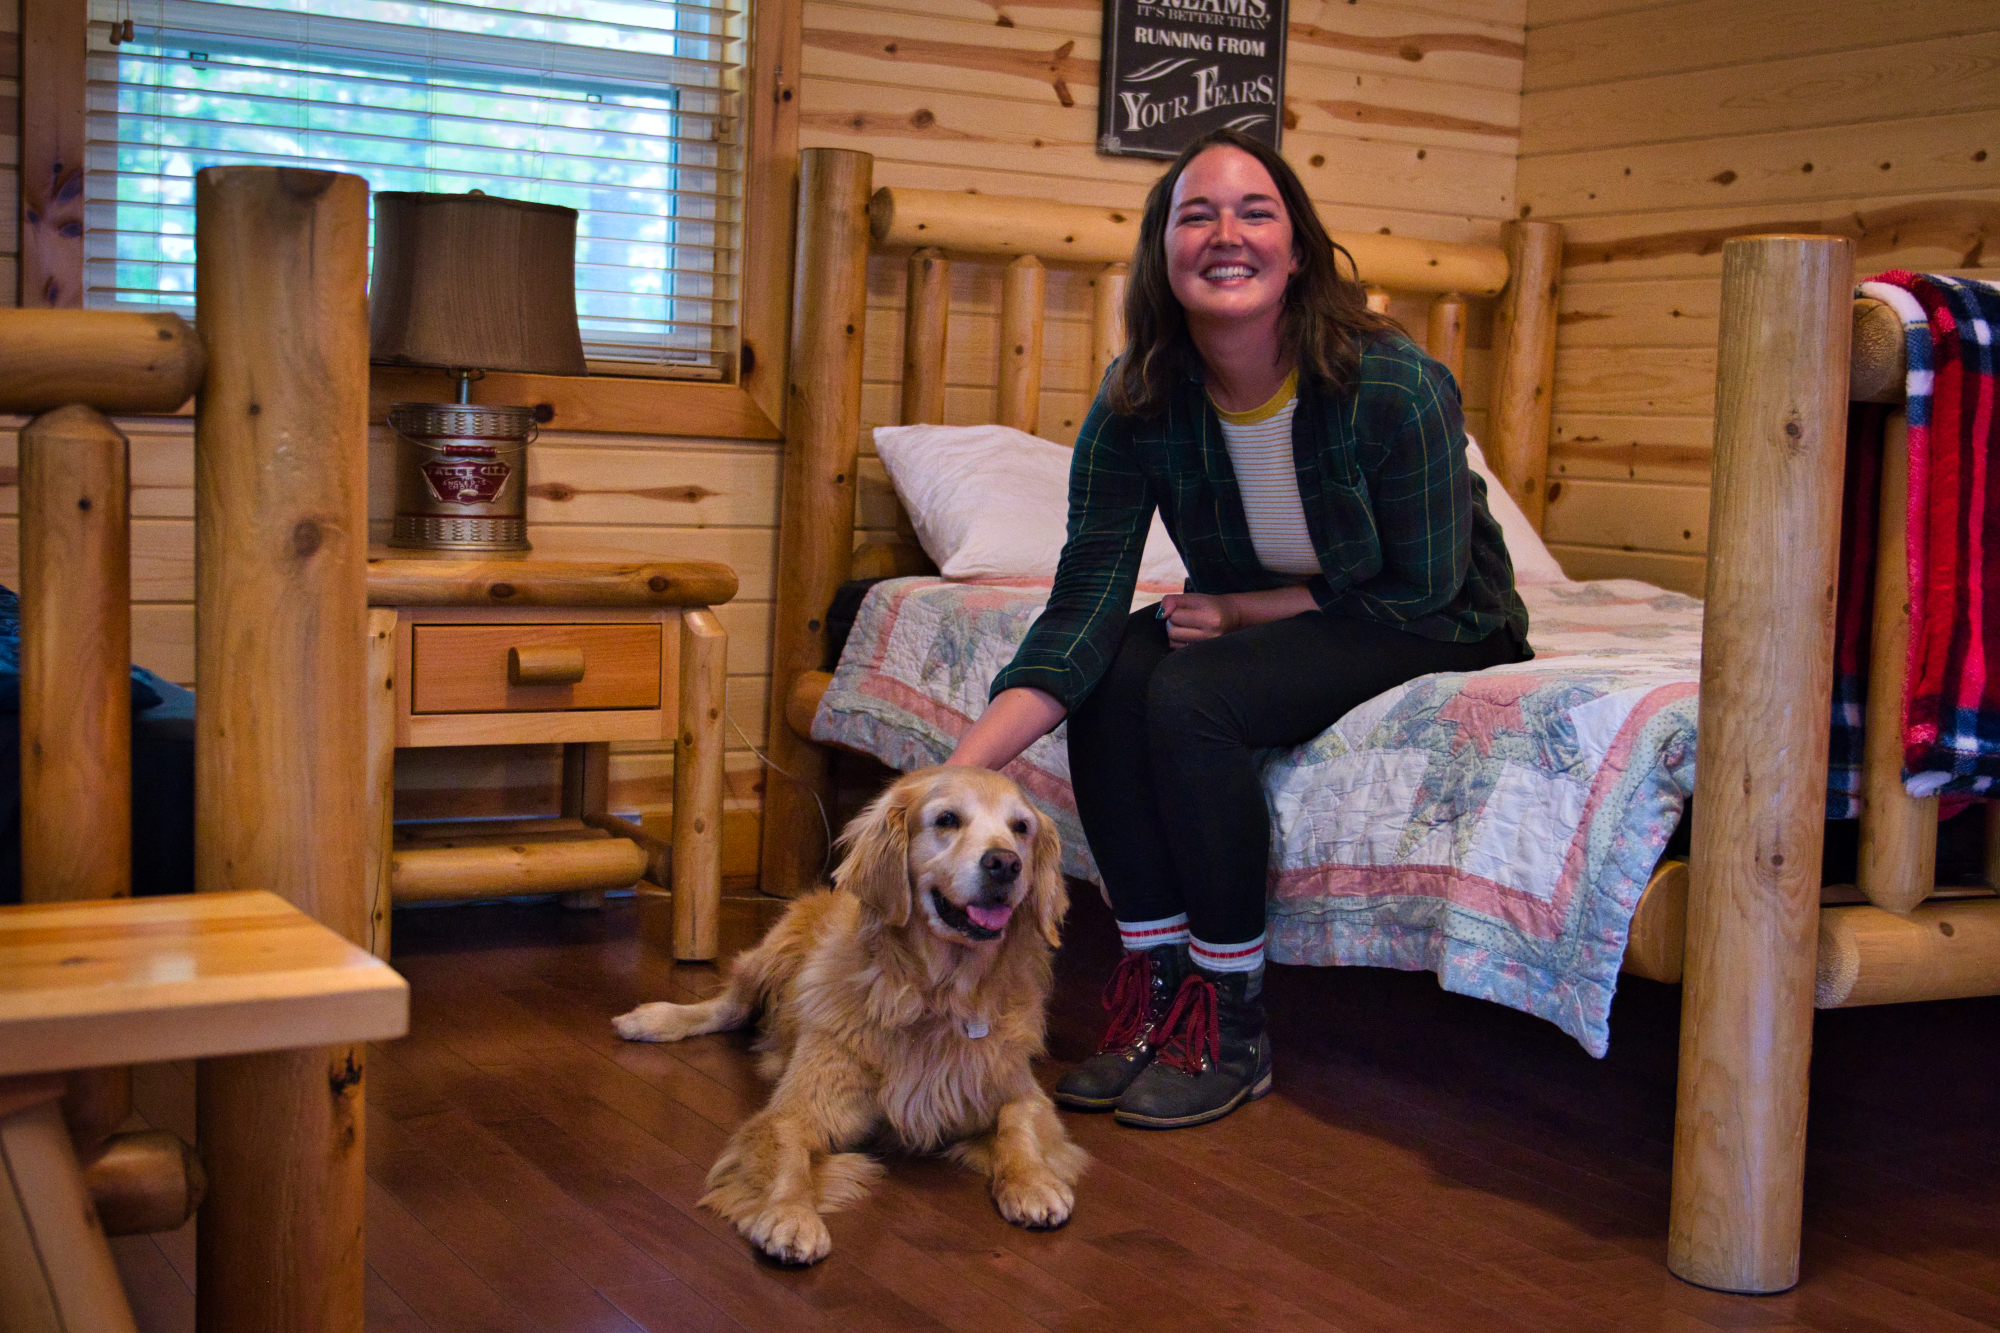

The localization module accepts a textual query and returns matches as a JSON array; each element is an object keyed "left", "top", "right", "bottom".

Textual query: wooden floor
[{"left": 112, "top": 887, "right": 2000, "bottom": 1333}]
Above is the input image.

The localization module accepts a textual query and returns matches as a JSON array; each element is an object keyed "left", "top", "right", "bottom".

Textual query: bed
[{"left": 760, "top": 147, "right": 1998, "bottom": 1294}]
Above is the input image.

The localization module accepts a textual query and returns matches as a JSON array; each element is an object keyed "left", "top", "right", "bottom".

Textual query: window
[{"left": 85, "top": 0, "right": 742, "bottom": 376}]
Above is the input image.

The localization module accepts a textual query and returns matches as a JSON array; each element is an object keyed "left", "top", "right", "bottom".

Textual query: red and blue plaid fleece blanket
[{"left": 1829, "top": 272, "right": 2000, "bottom": 816}]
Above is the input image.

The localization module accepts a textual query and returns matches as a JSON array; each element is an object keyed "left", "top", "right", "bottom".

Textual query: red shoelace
[
  {"left": 1096, "top": 950, "right": 1156, "bottom": 1053},
  {"left": 1153, "top": 974, "right": 1220, "bottom": 1075}
]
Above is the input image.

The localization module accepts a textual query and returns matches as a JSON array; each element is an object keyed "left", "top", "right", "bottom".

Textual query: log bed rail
[
  {"left": 0, "top": 166, "right": 384, "bottom": 1331},
  {"left": 760, "top": 147, "right": 1564, "bottom": 898},
  {"left": 765, "top": 155, "right": 1998, "bottom": 1295}
]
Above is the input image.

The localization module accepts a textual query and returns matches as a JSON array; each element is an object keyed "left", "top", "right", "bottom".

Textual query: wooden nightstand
[{"left": 363, "top": 556, "right": 737, "bottom": 961}]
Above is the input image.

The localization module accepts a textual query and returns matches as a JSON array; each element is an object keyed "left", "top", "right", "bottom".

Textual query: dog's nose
[{"left": 980, "top": 848, "right": 1021, "bottom": 884}]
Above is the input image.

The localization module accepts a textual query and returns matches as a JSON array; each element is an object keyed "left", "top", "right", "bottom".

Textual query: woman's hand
[
  {"left": 1158, "top": 592, "right": 1241, "bottom": 647},
  {"left": 1159, "top": 585, "right": 1321, "bottom": 647}
]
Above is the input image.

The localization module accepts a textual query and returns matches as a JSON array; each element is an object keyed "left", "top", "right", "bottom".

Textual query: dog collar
[{"left": 963, "top": 1018, "right": 989, "bottom": 1039}]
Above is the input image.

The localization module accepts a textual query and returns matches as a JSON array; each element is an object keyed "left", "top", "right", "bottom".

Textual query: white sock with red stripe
[
  {"left": 1116, "top": 913, "right": 1189, "bottom": 953},
  {"left": 1189, "top": 931, "right": 1265, "bottom": 976}
]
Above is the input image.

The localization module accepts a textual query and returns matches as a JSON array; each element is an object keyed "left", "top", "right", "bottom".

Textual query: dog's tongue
[{"left": 966, "top": 903, "right": 1014, "bottom": 931}]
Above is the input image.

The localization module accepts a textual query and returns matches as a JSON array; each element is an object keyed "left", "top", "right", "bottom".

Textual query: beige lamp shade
[{"left": 368, "top": 192, "right": 588, "bottom": 376}]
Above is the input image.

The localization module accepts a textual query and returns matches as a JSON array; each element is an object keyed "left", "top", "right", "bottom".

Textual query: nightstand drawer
[{"left": 411, "top": 623, "right": 662, "bottom": 714}]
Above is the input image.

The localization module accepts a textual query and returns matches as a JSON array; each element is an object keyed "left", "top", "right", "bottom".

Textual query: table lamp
[{"left": 369, "top": 191, "right": 588, "bottom": 553}]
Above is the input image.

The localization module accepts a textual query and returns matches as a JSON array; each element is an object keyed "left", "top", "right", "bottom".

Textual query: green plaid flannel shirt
[{"left": 991, "top": 330, "right": 1531, "bottom": 711}]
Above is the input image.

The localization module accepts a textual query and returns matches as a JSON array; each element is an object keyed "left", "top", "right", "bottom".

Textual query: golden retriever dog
[{"left": 612, "top": 765, "right": 1087, "bottom": 1265}]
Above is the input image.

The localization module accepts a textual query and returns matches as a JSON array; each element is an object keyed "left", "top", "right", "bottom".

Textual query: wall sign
[{"left": 1097, "top": 0, "right": 1287, "bottom": 160}]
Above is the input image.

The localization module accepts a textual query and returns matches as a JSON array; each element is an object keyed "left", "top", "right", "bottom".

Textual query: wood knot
[
  {"left": 649, "top": 575, "right": 671, "bottom": 592},
  {"left": 291, "top": 520, "right": 323, "bottom": 557},
  {"left": 328, "top": 1051, "right": 362, "bottom": 1096},
  {"left": 533, "top": 404, "right": 555, "bottom": 424},
  {"left": 489, "top": 582, "right": 516, "bottom": 598}
]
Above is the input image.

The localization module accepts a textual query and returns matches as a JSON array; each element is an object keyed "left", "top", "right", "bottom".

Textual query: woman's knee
[{"left": 1142, "top": 646, "right": 1241, "bottom": 745}]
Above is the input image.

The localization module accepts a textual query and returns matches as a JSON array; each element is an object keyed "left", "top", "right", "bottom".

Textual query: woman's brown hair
[{"left": 1107, "top": 127, "right": 1396, "bottom": 418}]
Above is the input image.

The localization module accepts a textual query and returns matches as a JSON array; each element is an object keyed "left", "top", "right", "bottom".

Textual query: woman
[{"left": 947, "top": 128, "right": 1531, "bottom": 1129}]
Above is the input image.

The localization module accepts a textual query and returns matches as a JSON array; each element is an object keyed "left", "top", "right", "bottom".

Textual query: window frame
[{"left": 19, "top": 0, "right": 799, "bottom": 440}]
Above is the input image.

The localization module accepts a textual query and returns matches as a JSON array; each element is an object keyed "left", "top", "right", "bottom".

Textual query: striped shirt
[
  {"left": 1211, "top": 368, "right": 1318, "bottom": 577},
  {"left": 991, "top": 329, "right": 1529, "bottom": 712}
]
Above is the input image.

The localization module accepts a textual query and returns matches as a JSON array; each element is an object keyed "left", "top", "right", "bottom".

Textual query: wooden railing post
[
  {"left": 1670, "top": 233, "right": 1853, "bottom": 1295},
  {"left": 901, "top": 247, "right": 949, "bottom": 425},
  {"left": 1090, "top": 262, "right": 1129, "bottom": 389},
  {"left": 1857, "top": 411, "right": 1938, "bottom": 911},
  {"left": 1488, "top": 220, "right": 1563, "bottom": 530},
  {"left": 759, "top": 147, "right": 872, "bottom": 899},
  {"left": 1426, "top": 292, "right": 1468, "bottom": 386},
  {"left": 672, "top": 609, "right": 728, "bottom": 958},
  {"left": 998, "top": 255, "right": 1046, "bottom": 434},
  {"left": 192, "top": 164, "right": 372, "bottom": 1333},
  {"left": 20, "top": 403, "right": 135, "bottom": 1151}
]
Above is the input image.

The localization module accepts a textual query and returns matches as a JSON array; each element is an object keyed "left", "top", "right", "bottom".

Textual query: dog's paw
[
  {"left": 612, "top": 1001, "right": 701, "bottom": 1043},
  {"left": 993, "top": 1172, "right": 1074, "bottom": 1231},
  {"left": 744, "top": 1202, "right": 832, "bottom": 1266}
]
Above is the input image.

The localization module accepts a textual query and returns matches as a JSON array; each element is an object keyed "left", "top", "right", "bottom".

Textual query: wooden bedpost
[
  {"left": 902, "top": 247, "right": 949, "bottom": 425},
  {"left": 999, "top": 255, "right": 1046, "bottom": 434},
  {"left": 759, "top": 147, "right": 872, "bottom": 899},
  {"left": 19, "top": 404, "right": 134, "bottom": 1150},
  {"left": 1426, "top": 293, "right": 1468, "bottom": 387},
  {"left": 192, "top": 165, "right": 372, "bottom": 1333},
  {"left": 1091, "top": 263, "right": 1129, "bottom": 389},
  {"left": 1857, "top": 411, "right": 1938, "bottom": 912},
  {"left": 1670, "top": 234, "right": 1853, "bottom": 1295},
  {"left": 1488, "top": 220, "right": 1563, "bottom": 530}
]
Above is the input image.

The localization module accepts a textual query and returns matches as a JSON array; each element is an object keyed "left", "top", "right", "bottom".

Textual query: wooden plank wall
[
  {"left": 1521, "top": 0, "right": 2000, "bottom": 595},
  {"left": 8, "top": 0, "right": 1533, "bottom": 879},
  {"left": 807, "top": 0, "right": 1532, "bottom": 544}
]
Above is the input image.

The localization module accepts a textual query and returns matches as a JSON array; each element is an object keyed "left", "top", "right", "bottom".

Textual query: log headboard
[{"left": 758, "top": 147, "right": 1566, "bottom": 895}]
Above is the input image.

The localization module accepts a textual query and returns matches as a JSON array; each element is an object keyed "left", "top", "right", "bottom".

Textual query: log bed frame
[
  {"left": 0, "top": 166, "right": 731, "bottom": 1328},
  {"left": 765, "top": 149, "right": 2000, "bottom": 1293}
]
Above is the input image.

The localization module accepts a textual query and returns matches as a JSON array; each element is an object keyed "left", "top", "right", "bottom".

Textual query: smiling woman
[{"left": 947, "top": 126, "right": 1532, "bottom": 1132}]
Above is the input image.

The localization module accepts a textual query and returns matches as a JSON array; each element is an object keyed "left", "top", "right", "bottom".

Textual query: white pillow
[
  {"left": 1466, "top": 437, "right": 1568, "bottom": 584},
  {"left": 872, "top": 422, "right": 1563, "bottom": 589},
  {"left": 873, "top": 423, "right": 1189, "bottom": 587}
]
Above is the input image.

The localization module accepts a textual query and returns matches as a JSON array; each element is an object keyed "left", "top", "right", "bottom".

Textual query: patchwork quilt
[{"left": 813, "top": 577, "right": 1703, "bottom": 1056}]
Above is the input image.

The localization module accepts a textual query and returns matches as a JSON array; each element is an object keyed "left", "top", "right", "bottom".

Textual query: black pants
[{"left": 1067, "top": 607, "right": 1525, "bottom": 946}]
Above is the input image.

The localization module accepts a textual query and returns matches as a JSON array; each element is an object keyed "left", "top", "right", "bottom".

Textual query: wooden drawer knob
[{"left": 508, "top": 645, "right": 586, "bottom": 686}]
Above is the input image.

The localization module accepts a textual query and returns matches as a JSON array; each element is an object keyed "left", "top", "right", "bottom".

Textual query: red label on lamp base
[{"left": 421, "top": 456, "right": 512, "bottom": 504}]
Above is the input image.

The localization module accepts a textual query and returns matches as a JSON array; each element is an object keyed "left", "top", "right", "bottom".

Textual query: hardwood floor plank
[
  {"left": 370, "top": 1144, "right": 648, "bottom": 1333},
  {"left": 387, "top": 1104, "right": 681, "bottom": 1293},
  {"left": 599, "top": 1278, "right": 752, "bottom": 1333},
  {"left": 366, "top": 1267, "right": 438, "bottom": 1333},
  {"left": 364, "top": 1178, "right": 547, "bottom": 1333},
  {"left": 109, "top": 1235, "right": 193, "bottom": 1333}
]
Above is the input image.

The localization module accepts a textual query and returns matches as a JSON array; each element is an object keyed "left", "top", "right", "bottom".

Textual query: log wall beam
[
  {"left": 1670, "top": 233, "right": 1853, "bottom": 1297},
  {"left": 1426, "top": 293, "right": 1468, "bottom": 387}
]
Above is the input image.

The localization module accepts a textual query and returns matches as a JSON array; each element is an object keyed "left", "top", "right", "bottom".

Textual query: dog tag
[{"left": 963, "top": 1019, "right": 989, "bottom": 1039}]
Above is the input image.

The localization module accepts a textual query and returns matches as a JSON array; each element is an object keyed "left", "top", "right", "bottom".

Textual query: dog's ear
[
  {"left": 833, "top": 776, "right": 919, "bottom": 928},
  {"left": 1028, "top": 807, "right": 1068, "bottom": 950}
]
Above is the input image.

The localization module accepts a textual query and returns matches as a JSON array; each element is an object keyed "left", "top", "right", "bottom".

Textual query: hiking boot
[
  {"left": 1113, "top": 966, "right": 1271, "bottom": 1129},
  {"left": 1053, "top": 943, "right": 1189, "bottom": 1110}
]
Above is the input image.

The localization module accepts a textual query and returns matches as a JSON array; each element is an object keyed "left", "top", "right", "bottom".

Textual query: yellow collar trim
[{"left": 1210, "top": 368, "right": 1299, "bottom": 426}]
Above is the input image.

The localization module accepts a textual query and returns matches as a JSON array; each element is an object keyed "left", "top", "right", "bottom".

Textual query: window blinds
[{"left": 84, "top": 0, "right": 741, "bottom": 374}]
